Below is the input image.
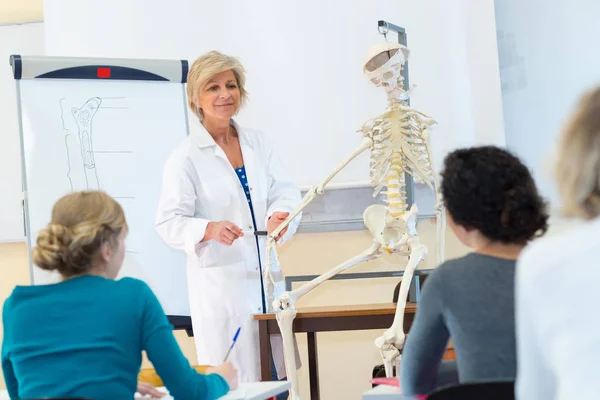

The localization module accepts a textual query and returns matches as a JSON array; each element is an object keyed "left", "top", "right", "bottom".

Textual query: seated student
[
  {"left": 1, "top": 190, "right": 237, "bottom": 399},
  {"left": 398, "top": 146, "right": 549, "bottom": 396},
  {"left": 515, "top": 86, "right": 600, "bottom": 400}
]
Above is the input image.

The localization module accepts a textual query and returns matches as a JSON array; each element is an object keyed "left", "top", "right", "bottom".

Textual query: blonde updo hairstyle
[
  {"left": 186, "top": 50, "right": 249, "bottom": 121},
  {"left": 32, "top": 191, "right": 128, "bottom": 278},
  {"left": 555, "top": 86, "right": 600, "bottom": 219}
]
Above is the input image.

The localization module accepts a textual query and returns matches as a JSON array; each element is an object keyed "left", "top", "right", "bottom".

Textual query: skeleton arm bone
[
  {"left": 268, "top": 136, "right": 373, "bottom": 241},
  {"left": 263, "top": 136, "right": 373, "bottom": 307}
]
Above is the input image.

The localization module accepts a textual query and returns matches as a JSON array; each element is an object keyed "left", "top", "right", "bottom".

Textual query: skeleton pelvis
[
  {"left": 364, "top": 204, "right": 419, "bottom": 250},
  {"left": 364, "top": 204, "right": 403, "bottom": 248}
]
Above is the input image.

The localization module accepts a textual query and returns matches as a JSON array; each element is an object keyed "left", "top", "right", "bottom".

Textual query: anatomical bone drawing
[
  {"left": 265, "top": 42, "right": 446, "bottom": 399},
  {"left": 61, "top": 96, "right": 128, "bottom": 191},
  {"left": 62, "top": 97, "right": 102, "bottom": 190}
]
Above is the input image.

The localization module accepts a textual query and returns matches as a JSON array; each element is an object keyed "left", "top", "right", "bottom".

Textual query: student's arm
[
  {"left": 2, "top": 302, "right": 19, "bottom": 399},
  {"left": 1, "top": 354, "right": 18, "bottom": 399},
  {"left": 399, "top": 268, "right": 450, "bottom": 396},
  {"left": 138, "top": 281, "right": 230, "bottom": 399}
]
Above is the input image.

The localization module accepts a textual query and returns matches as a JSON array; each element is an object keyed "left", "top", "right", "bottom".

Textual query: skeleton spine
[{"left": 385, "top": 152, "right": 406, "bottom": 217}]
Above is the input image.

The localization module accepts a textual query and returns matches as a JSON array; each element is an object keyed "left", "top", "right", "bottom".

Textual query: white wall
[
  {"left": 462, "top": 0, "right": 506, "bottom": 147},
  {"left": 43, "top": 0, "right": 505, "bottom": 190},
  {"left": 495, "top": 0, "right": 600, "bottom": 207},
  {"left": 0, "top": 22, "right": 45, "bottom": 242}
]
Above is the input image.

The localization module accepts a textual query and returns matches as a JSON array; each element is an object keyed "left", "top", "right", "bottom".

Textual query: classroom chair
[
  {"left": 138, "top": 365, "right": 211, "bottom": 387},
  {"left": 426, "top": 381, "right": 515, "bottom": 400}
]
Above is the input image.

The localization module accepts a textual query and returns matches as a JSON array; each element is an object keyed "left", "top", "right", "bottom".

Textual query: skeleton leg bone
[
  {"left": 275, "top": 298, "right": 297, "bottom": 400},
  {"left": 264, "top": 136, "right": 373, "bottom": 310},
  {"left": 274, "top": 242, "right": 383, "bottom": 400},
  {"left": 375, "top": 236, "right": 427, "bottom": 377}
]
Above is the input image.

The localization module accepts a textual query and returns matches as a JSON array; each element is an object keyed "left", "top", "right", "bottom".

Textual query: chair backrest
[{"left": 427, "top": 381, "right": 515, "bottom": 400}]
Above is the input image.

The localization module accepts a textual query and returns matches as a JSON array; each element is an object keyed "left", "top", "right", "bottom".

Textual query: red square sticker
[{"left": 97, "top": 67, "right": 111, "bottom": 78}]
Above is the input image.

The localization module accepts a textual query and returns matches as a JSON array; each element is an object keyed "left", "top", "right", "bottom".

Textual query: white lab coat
[{"left": 154, "top": 118, "right": 302, "bottom": 382}]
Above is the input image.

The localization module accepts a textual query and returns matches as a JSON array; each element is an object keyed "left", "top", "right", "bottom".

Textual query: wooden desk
[{"left": 254, "top": 303, "right": 425, "bottom": 400}]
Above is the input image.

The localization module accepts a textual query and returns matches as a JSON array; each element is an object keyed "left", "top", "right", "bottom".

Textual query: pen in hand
[
  {"left": 241, "top": 230, "right": 268, "bottom": 236},
  {"left": 223, "top": 327, "right": 241, "bottom": 362}
]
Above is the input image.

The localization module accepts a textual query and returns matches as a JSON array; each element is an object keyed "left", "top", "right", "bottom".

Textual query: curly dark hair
[{"left": 440, "top": 146, "right": 549, "bottom": 244}]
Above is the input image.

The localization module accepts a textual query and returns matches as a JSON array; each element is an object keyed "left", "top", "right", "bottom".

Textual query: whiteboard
[
  {"left": 14, "top": 56, "right": 191, "bottom": 316},
  {"left": 0, "top": 22, "right": 44, "bottom": 242}
]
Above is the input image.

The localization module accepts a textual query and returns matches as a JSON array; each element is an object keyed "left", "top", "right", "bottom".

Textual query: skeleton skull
[{"left": 363, "top": 42, "right": 410, "bottom": 92}]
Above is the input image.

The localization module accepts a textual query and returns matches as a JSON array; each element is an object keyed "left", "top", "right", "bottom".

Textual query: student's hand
[
  {"left": 137, "top": 381, "right": 166, "bottom": 398},
  {"left": 267, "top": 211, "right": 290, "bottom": 241},
  {"left": 204, "top": 221, "right": 243, "bottom": 245},
  {"left": 207, "top": 362, "right": 238, "bottom": 390}
]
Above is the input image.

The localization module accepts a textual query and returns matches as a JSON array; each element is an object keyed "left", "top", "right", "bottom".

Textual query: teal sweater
[{"left": 1, "top": 275, "right": 229, "bottom": 399}]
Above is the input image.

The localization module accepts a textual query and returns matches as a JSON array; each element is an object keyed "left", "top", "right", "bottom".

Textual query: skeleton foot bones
[{"left": 264, "top": 41, "right": 445, "bottom": 399}]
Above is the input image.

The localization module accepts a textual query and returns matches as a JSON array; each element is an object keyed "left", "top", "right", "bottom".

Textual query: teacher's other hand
[
  {"left": 206, "top": 221, "right": 243, "bottom": 245},
  {"left": 267, "top": 211, "right": 290, "bottom": 241}
]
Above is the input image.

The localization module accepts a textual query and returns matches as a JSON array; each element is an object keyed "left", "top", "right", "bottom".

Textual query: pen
[
  {"left": 223, "top": 327, "right": 241, "bottom": 362},
  {"left": 241, "top": 230, "right": 268, "bottom": 236}
]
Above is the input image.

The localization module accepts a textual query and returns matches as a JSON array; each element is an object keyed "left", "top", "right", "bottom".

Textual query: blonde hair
[
  {"left": 555, "top": 85, "right": 600, "bottom": 219},
  {"left": 186, "top": 50, "right": 248, "bottom": 120},
  {"left": 32, "top": 191, "right": 128, "bottom": 277}
]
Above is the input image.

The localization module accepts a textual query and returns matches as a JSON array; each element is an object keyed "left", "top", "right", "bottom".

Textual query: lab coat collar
[{"left": 191, "top": 117, "right": 253, "bottom": 149}]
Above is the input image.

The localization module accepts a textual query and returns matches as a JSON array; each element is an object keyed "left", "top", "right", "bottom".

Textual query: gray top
[{"left": 399, "top": 253, "right": 516, "bottom": 395}]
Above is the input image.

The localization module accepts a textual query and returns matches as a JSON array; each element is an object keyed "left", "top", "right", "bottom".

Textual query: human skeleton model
[{"left": 265, "top": 42, "right": 446, "bottom": 399}]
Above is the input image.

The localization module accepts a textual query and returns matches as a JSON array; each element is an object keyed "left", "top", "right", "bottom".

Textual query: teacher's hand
[
  {"left": 267, "top": 211, "right": 290, "bottom": 241},
  {"left": 205, "top": 221, "right": 243, "bottom": 245}
]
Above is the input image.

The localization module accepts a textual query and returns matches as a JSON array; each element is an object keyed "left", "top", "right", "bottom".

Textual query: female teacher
[{"left": 154, "top": 50, "right": 301, "bottom": 388}]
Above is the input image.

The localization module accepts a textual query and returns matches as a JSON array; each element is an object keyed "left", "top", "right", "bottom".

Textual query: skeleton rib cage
[{"left": 364, "top": 103, "right": 436, "bottom": 216}]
